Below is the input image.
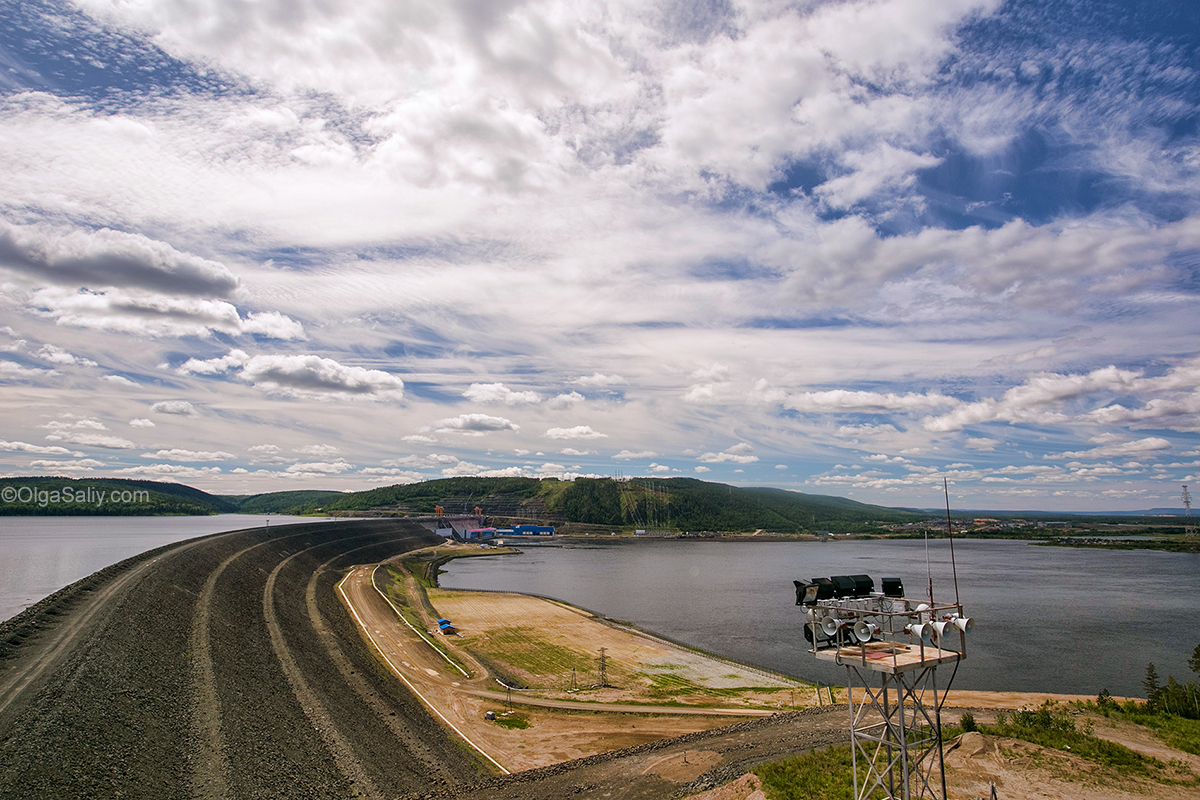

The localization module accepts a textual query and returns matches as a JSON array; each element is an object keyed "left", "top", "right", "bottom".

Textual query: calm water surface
[
  {"left": 441, "top": 538, "right": 1200, "bottom": 698},
  {"left": 0, "top": 515, "right": 318, "bottom": 621}
]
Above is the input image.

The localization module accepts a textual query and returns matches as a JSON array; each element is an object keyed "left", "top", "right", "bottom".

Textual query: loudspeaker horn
[
  {"left": 908, "top": 622, "right": 934, "bottom": 644},
  {"left": 931, "top": 620, "right": 954, "bottom": 643},
  {"left": 853, "top": 620, "right": 880, "bottom": 643},
  {"left": 820, "top": 616, "right": 843, "bottom": 636},
  {"left": 951, "top": 615, "right": 974, "bottom": 634}
]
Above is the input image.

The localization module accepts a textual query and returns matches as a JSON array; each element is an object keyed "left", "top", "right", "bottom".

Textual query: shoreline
[{"left": 420, "top": 542, "right": 1134, "bottom": 712}]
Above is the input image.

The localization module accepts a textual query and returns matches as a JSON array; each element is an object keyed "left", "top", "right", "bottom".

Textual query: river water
[
  {"left": 440, "top": 538, "right": 1200, "bottom": 698},
  {"left": 0, "top": 515, "right": 317, "bottom": 621}
]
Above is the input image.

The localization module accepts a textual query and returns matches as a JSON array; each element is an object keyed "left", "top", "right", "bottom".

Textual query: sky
[{"left": 1, "top": 0, "right": 1199, "bottom": 512}]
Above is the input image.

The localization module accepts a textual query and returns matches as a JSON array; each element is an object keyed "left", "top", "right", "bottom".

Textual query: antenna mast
[{"left": 1185, "top": 485, "right": 1197, "bottom": 539}]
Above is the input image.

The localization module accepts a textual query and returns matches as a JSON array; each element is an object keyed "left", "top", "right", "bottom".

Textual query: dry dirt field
[{"left": 427, "top": 587, "right": 809, "bottom": 710}]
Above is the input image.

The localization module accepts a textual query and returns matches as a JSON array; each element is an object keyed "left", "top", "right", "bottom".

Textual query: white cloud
[
  {"left": 547, "top": 391, "right": 585, "bottom": 409},
  {"left": 102, "top": 375, "right": 138, "bottom": 386},
  {"left": 402, "top": 434, "right": 438, "bottom": 444},
  {"left": 964, "top": 438, "right": 1000, "bottom": 451},
  {"left": 788, "top": 390, "right": 960, "bottom": 413},
  {"left": 0, "top": 361, "right": 58, "bottom": 379},
  {"left": 572, "top": 373, "right": 625, "bottom": 387},
  {"left": 613, "top": 450, "right": 657, "bottom": 460},
  {"left": 647, "top": 462, "right": 671, "bottom": 473},
  {"left": 129, "top": 418, "right": 155, "bottom": 428},
  {"left": 0, "top": 219, "right": 239, "bottom": 296},
  {"left": 286, "top": 459, "right": 354, "bottom": 474},
  {"left": 151, "top": 400, "right": 199, "bottom": 417},
  {"left": 238, "top": 354, "right": 404, "bottom": 401},
  {"left": 462, "top": 382, "right": 540, "bottom": 405},
  {"left": 559, "top": 447, "right": 594, "bottom": 456},
  {"left": 29, "top": 288, "right": 303, "bottom": 340},
  {"left": 694, "top": 466, "right": 711, "bottom": 473},
  {"left": 545, "top": 425, "right": 607, "bottom": 440},
  {"left": 37, "top": 344, "right": 97, "bottom": 367},
  {"left": 429, "top": 414, "right": 519, "bottom": 435},
  {"left": 775, "top": 464, "right": 788, "bottom": 470},
  {"left": 295, "top": 444, "right": 340, "bottom": 456},
  {"left": 0, "top": 440, "right": 84, "bottom": 456},
  {"left": 28, "top": 458, "right": 106, "bottom": 471},
  {"left": 697, "top": 451, "right": 759, "bottom": 464},
  {"left": 114, "top": 464, "right": 223, "bottom": 478},
  {"left": 141, "top": 448, "right": 236, "bottom": 461},
  {"left": 1046, "top": 438, "right": 1172, "bottom": 461}
]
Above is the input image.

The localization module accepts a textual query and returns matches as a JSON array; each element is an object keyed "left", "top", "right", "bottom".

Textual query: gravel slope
[{"left": 0, "top": 519, "right": 490, "bottom": 799}]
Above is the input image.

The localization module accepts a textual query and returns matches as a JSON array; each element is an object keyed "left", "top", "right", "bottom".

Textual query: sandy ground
[
  {"left": 340, "top": 543, "right": 1196, "bottom": 798},
  {"left": 339, "top": 560, "right": 762, "bottom": 773}
]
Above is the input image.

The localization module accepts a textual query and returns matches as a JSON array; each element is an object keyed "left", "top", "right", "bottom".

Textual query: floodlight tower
[{"left": 794, "top": 575, "right": 973, "bottom": 800}]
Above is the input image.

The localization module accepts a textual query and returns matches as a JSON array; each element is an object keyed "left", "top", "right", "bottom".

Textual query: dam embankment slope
[{"left": 0, "top": 519, "right": 490, "bottom": 799}]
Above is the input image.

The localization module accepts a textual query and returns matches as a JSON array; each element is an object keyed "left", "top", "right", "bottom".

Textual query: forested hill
[
  {"left": 320, "top": 476, "right": 922, "bottom": 533},
  {"left": 0, "top": 475, "right": 920, "bottom": 531},
  {"left": 0, "top": 477, "right": 238, "bottom": 516}
]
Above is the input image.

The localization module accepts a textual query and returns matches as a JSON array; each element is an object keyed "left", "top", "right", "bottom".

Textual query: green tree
[
  {"left": 1142, "top": 663, "right": 1161, "bottom": 704},
  {"left": 1189, "top": 642, "right": 1200, "bottom": 676}
]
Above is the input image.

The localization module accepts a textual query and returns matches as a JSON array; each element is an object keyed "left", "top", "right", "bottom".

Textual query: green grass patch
[
  {"left": 490, "top": 713, "right": 530, "bottom": 730},
  {"left": 463, "top": 626, "right": 598, "bottom": 682},
  {"left": 755, "top": 745, "right": 885, "bottom": 800}
]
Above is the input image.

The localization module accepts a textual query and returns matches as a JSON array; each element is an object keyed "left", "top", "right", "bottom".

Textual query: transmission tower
[{"left": 1185, "top": 485, "right": 1197, "bottom": 539}]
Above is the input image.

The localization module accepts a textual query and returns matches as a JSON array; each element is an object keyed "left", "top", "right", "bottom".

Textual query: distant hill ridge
[{"left": 1, "top": 476, "right": 1182, "bottom": 528}]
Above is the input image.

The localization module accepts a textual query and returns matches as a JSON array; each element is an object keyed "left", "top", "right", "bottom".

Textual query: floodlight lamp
[
  {"left": 830, "top": 575, "right": 856, "bottom": 598},
  {"left": 793, "top": 579, "right": 813, "bottom": 606},
  {"left": 881, "top": 577, "right": 904, "bottom": 597},
  {"left": 849, "top": 574, "right": 874, "bottom": 597}
]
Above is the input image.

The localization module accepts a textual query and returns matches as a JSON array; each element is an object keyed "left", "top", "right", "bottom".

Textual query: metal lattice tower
[
  {"left": 1185, "top": 485, "right": 1197, "bottom": 538},
  {"left": 796, "top": 577, "right": 973, "bottom": 800}
]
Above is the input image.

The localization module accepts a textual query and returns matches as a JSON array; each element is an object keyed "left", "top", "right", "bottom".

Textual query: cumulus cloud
[
  {"left": 544, "top": 425, "right": 607, "bottom": 440},
  {"left": 141, "top": 448, "right": 235, "bottom": 461},
  {"left": 129, "top": 418, "right": 155, "bottom": 428},
  {"left": 30, "top": 289, "right": 305, "bottom": 340},
  {"left": 295, "top": 444, "right": 340, "bottom": 456},
  {"left": 286, "top": 459, "right": 354, "bottom": 474},
  {"left": 0, "top": 440, "right": 84, "bottom": 456},
  {"left": 0, "top": 219, "right": 239, "bottom": 297},
  {"left": 28, "top": 458, "right": 105, "bottom": 471},
  {"left": 238, "top": 354, "right": 405, "bottom": 401},
  {"left": 401, "top": 434, "right": 438, "bottom": 444},
  {"left": 37, "top": 344, "right": 97, "bottom": 367},
  {"left": 102, "top": 375, "right": 138, "bottom": 386},
  {"left": 788, "top": 390, "right": 960, "bottom": 413},
  {"left": 151, "top": 400, "right": 199, "bottom": 417},
  {"left": 428, "top": 414, "right": 519, "bottom": 435},
  {"left": 114, "top": 464, "right": 223, "bottom": 477},
  {"left": 1045, "top": 437, "right": 1172, "bottom": 461},
  {"left": 462, "top": 382, "right": 540, "bottom": 405},
  {"left": 0, "top": 361, "right": 58, "bottom": 379},
  {"left": 547, "top": 392, "right": 584, "bottom": 409},
  {"left": 613, "top": 450, "right": 657, "bottom": 460}
]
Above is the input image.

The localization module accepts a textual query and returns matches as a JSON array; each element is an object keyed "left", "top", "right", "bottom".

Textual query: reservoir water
[
  {"left": 0, "top": 515, "right": 316, "bottom": 621},
  {"left": 441, "top": 538, "right": 1200, "bottom": 698}
]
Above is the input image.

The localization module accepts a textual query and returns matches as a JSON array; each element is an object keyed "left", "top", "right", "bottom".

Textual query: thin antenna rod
[
  {"left": 945, "top": 477, "right": 960, "bottom": 606},
  {"left": 924, "top": 523, "right": 934, "bottom": 606}
]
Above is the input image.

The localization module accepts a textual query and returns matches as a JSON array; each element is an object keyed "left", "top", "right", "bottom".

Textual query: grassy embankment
[{"left": 753, "top": 702, "right": 1200, "bottom": 800}]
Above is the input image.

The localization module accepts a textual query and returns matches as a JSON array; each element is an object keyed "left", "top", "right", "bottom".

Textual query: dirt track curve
[{"left": 0, "top": 519, "right": 847, "bottom": 799}]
